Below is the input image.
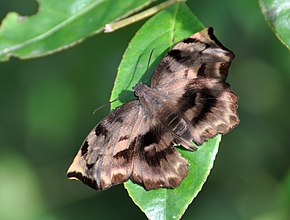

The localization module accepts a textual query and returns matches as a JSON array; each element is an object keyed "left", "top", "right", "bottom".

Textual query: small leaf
[
  {"left": 259, "top": 0, "right": 290, "bottom": 49},
  {"left": 0, "top": 0, "right": 154, "bottom": 61},
  {"left": 111, "top": 3, "right": 221, "bottom": 219}
]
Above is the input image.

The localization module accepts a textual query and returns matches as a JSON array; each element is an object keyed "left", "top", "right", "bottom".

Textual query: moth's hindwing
[{"left": 150, "top": 27, "right": 239, "bottom": 145}]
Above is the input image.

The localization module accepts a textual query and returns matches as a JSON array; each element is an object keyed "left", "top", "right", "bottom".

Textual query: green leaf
[
  {"left": 111, "top": 3, "right": 221, "bottom": 219},
  {"left": 0, "top": 0, "right": 154, "bottom": 61},
  {"left": 259, "top": 0, "right": 290, "bottom": 50}
]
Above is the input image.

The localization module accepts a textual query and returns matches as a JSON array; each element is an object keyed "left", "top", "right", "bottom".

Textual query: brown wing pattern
[
  {"left": 67, "top": 101, "right": 188, "bottom": 190},
  {"left": 150, "top": 27, "right": 239, "bottom": 145},
  {"left": 130, "top": 121, "right": 188, "bottom": 190},
  {"left": 67, "top": 101, "right": 141, "bottom": 190},
  {"left": 151, "top": 27, "right": 234, "bottom": 89},
  {"left": 176, "top": 79, "right": 239, "bottom": 145},
  {"left": 67, "top": 27, "right": 239, "bottom": 191}
]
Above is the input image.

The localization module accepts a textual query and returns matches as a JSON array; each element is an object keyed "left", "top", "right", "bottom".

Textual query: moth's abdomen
[
  {"left": 162, "top": 111, "right": 191, "bottom": 138},
  {"left": 138, "top": 88, "right": 195, "bottom": 150},
  {"left": 156, "top": 104, "right": 195, "bottom": 150}
]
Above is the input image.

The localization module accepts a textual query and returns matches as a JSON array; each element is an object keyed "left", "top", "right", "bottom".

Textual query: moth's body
[
  {"left": 67, "top": 27, "right": 239, "bottom": 191},
  {"left": 134, "top": 83, "right": 195, "bottom": 150}
]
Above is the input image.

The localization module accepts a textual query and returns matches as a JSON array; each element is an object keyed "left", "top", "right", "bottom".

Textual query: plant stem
[{"left": 104, "top": 0, "right": 186, "bottom": 33}]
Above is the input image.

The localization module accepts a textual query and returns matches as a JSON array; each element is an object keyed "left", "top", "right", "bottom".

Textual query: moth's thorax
[
  {"left": 134, "top": 83, "right": 167, "bottom": 114},
  {"left": 134, "top": 83, "right": 193, "bottom": 145},
  {"left": 133, "top": 82, "right": 150, "bottom": 97}
]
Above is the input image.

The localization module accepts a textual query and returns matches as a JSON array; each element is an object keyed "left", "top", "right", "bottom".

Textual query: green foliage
[
  {"left": 259, "top": 0, "right": 290, "bottom": 49},
  {"left": 0, "top": 0, "right": 153, "bottom": 61},
  {"left": 0, "top": 153, "right": 44, "bottom": 220}
]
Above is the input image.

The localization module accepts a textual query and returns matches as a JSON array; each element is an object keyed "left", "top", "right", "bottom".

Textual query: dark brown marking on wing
[
  {"left": 81, "top": 141, "right": 89, "bottom": 156},
  {"left": 191, "top": 89, "right": 217, "bottom": 124},
  {"left": 86, "top": 163, "right": 94, "bottom": 170},
  {"left": 140, "top": 129, "right": 160, "bottom": 149},
  {"left": 197, "top": 63, "right": 207, "bottom": 77},
  {"left": 219, "top": 62, "right": 230, "bottom": 77},
  {"left": 113, "top": 148, "right": 129, "bottom": 161},
  {"left": 111, "top": 173, "right": 126, "bottom": 183},
  {"left": 168, "top": 177, "right": 180, "bottom": 187},
  {"left": 204, "top": 43, "right": 210, "bottom": 50},
  {"left": 116, "top": 117, "right": 123, "bottom": 123},
  {"left": 168, "top": 49, "right": 191, "bottom": 63},
  {"left": 207, "top": 27, "right": 232, "bottom": 53},
  {"left": 144, "top": 145, "right": 161, "bottom": 167},
  {"left": 179, "top": 91, "right": 197, "bottom": 112},
  {"left": 184, "top": 69, "right": 189, "bottom": 77},
  {"left": 95, "top": 124, "right": 108, "bottom": 136},
  {"left": 168, "top": 49, "right": 182, "bottom": 61},
  {"left": 67, "top": 171, "right": 98, "bottom": 190},
  {"left": 217, "top": 123, "right": 228, "bottom": 133},
  {"left": 113, "top": 136, "right": 137, "bottom": 160},
  {"left": 198, "top": 43, "right": 210, "bottom": 55},
  {"left": 183, "top": 37, "right": 210, "bottom": 52},
  {"left": 165, "top": 65, "right": 174, "bottom": 73},
  {"left": 183, "top": 37, "right": 198, "bottom": 43},
  {"left": 154, "top": 144, "right": 173, "bottom": 160},
  {"left": 230, "top": 115, "right": 238, "bottom": 124},
  {"left": 142, "top": 139, "right": 177, "bottom": 175},
  {"left": 119, "top": 135, "right": 129, "bottom": 141}
]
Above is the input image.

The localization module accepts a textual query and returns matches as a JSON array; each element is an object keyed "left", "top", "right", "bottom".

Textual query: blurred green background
[{"left": 0, "top": 0, "right": 289, "bottom": 219}]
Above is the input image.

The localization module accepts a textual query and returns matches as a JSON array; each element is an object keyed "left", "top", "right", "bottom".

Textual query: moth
[{"left": 67, "top": 27, "right": 239, "bottom": 191}]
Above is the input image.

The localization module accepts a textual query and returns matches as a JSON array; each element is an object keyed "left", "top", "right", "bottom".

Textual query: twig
[{"left": 104, "top": 0, "right": 186, "bottom": 33}]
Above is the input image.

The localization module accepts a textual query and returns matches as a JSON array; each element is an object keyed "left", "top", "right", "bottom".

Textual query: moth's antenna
[
  {"left": 94, "top": 49, "right": 155, "bottom": 115},
  {"left": 140, "top": 48, "right": 155, "bottom": 83},
  {"left": 92, "top": 102, "right": 110, "bottom": 115},
  {"left": 92, "top": 92, "right": 131, "bottom": 115}
]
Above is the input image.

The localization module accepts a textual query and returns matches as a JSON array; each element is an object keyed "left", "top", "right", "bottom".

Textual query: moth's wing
[
  {"left": 175, "top": 79, "right": 239, "bottom": 145},
  {"left": 67, "top": 100, "right": 141, "bottom": 190},
  {"left": 150, "top": 27, "right": 234, "bottom": 90},
  {"left": 150, "top": 27, "right": 239, "bottom": 146},
  {"left": 130, "top": 116, "right": 189, "bottom": 190},
  {"left": 67, "top": 100, "right": 188, "bottom": 191}
]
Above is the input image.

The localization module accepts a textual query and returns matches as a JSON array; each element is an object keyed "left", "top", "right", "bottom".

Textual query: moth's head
[{"left": 133, "top": 82, "right": 149, "bottom": 97}]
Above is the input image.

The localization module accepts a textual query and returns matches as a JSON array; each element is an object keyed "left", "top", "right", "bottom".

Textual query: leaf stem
[{"left": 104, "top": 0, "right": 186, "bottom": 33}]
